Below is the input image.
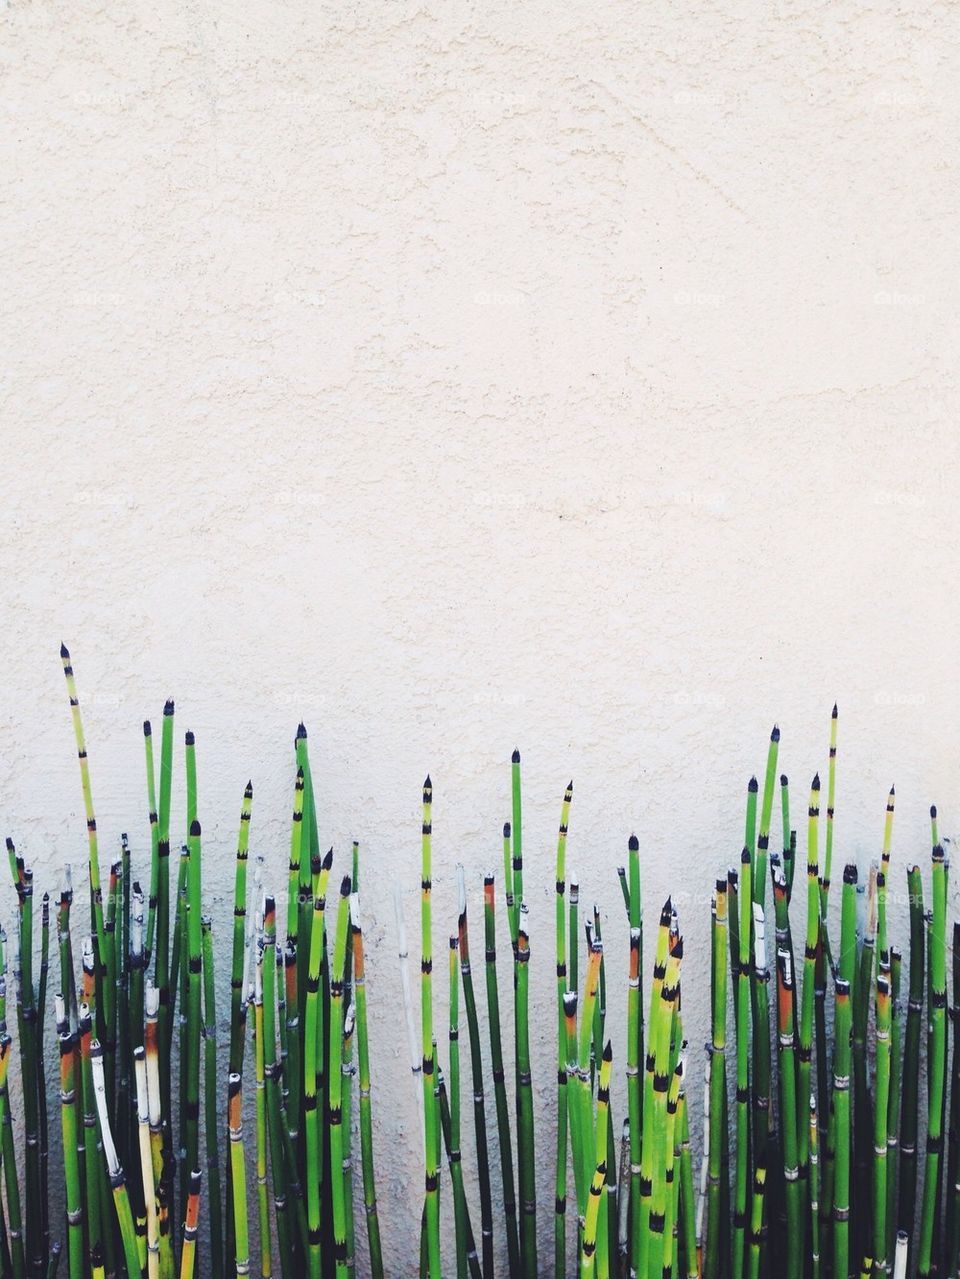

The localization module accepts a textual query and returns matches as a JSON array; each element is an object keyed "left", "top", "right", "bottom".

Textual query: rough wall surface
[{"left": 1, "top": 1, "right": 958, "bottom": 1272}]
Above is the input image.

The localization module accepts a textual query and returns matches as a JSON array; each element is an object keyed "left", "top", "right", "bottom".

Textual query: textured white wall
[{"left": 1, "top": 1, "right": 958, "bottom": 1273}]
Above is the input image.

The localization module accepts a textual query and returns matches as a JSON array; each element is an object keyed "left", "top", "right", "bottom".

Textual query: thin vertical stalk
[
  {"left": 350, "top": 892, "right": 383, "bottom": 1279},
  {"left": 873, "top": 954, "right": 892, "bottom": 1276},
  {"left": 832, "top": 977, "right": 853, "bottom": 1279},
  {"left": 516, "top": 912, "right": 537, "bottom": 1278},
  {"left": 556, "top": 784, "right": 573, "bottom": 1279},
  {"left": 918, "top": 844, "right": 947, "bottom": 1277},
  {"left": 227, "top": 1075, "right": 249, "bottom": 1279},
  {"left": 704, "top": 881, "right": 727, "bottom": 1279},
  {"left": 178, "top": 1171, "right": 201, "bottom": 1279},
  {"left": 776, "top": 946, "right": 800, "bottom": 1279},
  {"left": 420, "top": 777, "right": 441, "bottom": 1279},
  {"left": 456, "top": 870, "right": 493, "bottom": 1279},
  {"left": 484, "top": 873, "right": 519, "bottom": 1277},
  {"left": 252, "top": 936, "right": 272, "bottom": 1279},
  {"left": 899, "top": 864, "right": 924, "bottom": 1240},
  {"left": 449, "top": 935, "right": 468, "bottom": 1279},
  {"left": 60, "top": 648, "right": 112, "bottom": 1062},
  {"left": 328, "top": 876, "right": 352, "bottom": 1279},
  {"left": 733, "top": 848, "right": 752, "bottom": 1279},
  {"left": 90, "top": 1039, "right": 142, "bottom": 1279},
  {"left": 134, "top": 1048, "right": 160, "bottom": 1279},
  {"left": 201, "top": 916, "right": 223, "bottom": 1279},
  {"left": 262, "top": 897, "right": 291, "bottom": 1274}
]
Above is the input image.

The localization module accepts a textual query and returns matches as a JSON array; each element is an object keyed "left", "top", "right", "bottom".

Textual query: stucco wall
[{"left": 1, "top": 1, "right": 958, "bottom": 1273}]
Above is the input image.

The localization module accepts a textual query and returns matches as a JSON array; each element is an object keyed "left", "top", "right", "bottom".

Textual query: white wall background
[{"left": 1, "top": 1, "right": 959, "bottom": 1273}]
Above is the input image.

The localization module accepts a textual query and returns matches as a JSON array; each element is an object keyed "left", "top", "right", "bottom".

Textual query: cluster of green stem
[{"left": 1, "top": 655, "right": 957, "bottom": 1279}]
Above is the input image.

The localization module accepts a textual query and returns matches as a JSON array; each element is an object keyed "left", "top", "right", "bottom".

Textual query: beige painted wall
[{"left": 1, "top": 1, "right": 958, "bottom": 1272}]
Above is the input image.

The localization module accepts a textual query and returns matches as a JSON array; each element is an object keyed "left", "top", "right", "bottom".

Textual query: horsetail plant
[{"left": 4, "top": 650, "right": 959, "bottom": 1279}]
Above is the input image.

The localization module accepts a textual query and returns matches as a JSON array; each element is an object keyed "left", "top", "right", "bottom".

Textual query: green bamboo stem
[
  {"left": 420, "top": 778, "right": 441, "bottom": 1279},
  {"left": 252, "top": 936, "right": 272, "bottom": 1279},
  {"left": 483, "top": 872, "right": 520, "bottom": 1277},
  {"left": 749, "top": 893, "right": 772, "bottom": 1266},
  {"left": 649, "top": 943, "right": 682, "bottom": 1279},
  {"left": 776, "top": 945, "right": 801, "bottom": 1279},
  {"left": 678, "top": 1055, "right": 697, "bottom": 1279},
  {"left": 821, "top": 704, "right": 838, "bottom": 920},
  {"left": 556, "top": 784, "right": 573, "bottom": 1279},
  {"left": 948, "top": 925, "right": 960, "bottom": 1277},
  {"left": 57, "top": 1015, "right": 84, "bottom": 1279},
  {"left": 580, "top": 1042, "right": 613, "bottom": 1279},
  {"left": 886, "top": 947, "right": 902, "bottom": 1264},
  {"left": 637, "top": 901, "right": 672, "bottom": 1279},
  {"left": 143, "top": 722, "right": 160, "bottom": 970},
  {"left": 342, "top": 1001, "right": 357, "bottom": 1275},
  {"left": 349, "top": 891, "right": 383, "bottom": 1279},
  {"left": 455, "top": 869, "right": 493, "bottom": 1279},
  {"left": 229, "top": 783, "right": 254, "bottom": 1076},
  {"left": 304, "top": 850, "right": 333, "bottom": 1276},
  {"left": 918, "top": 844, "right": 947, "bottom": 1277},
  {"left": 436, "top": 1067, "right": 482, "bottom": 1279},
  {"left": 77, "top": 1001, "right": 104, "bottom": 1279},
  {"left": 627, "top": 919, "right": 642, "bottom": 1277},
  {"left": 200, "top": 916, "right": 223, "bottom": 1279},
  {"left": 754, "top": 726, "right": 780, "bottom": 911},
  {"left": 663, "top": 1046, "right": 682, "bottom": 1279},
  {"left": 155, "top": 699, "right": 174, "bottom": 1167},
  {"left": 261, "top": 896, "right": 292, "bottom": 1275},
  {"left": 508, "top": 751, "right": 537, "bottom": 1279},
  {"left": 179, "top": 1170, "right": 201, "bottom": 1279},
  {"left": 60, "top": 647, "right": 112, "bottom": 1052},
  {"left": 328, "top": 876, "right": 353, "bottom": 1279},
  {"left": 873, "top": 953, "right": 892, "bottom": 1275},
  {"left": 748, "top": 1159, "right": 768, "bottom": 1279},
  {"left": 0, "top": 1031, "right": 26, "bottom": 1279},
  {"left": 809, "top": 1094, "right": 820, "bottom": 1279},
  {"left": 134, "top": 1047, "right": 160, "bottom": 1279},
  {"left": 733, "top": 848, "right": 752, "bottom": 1279},
  {"left": 899, "top": 864, "right": 924, "bottom": 1241},
  {"left": 448, "top": 934, "right": 468, "bottom": 1279},
  {"left": 516, "top": 912, "right": 537, "bottom": 1279},
  {"left": 227, "top": 1075, "right": 250, "bottom": 1279},
  {"left": 183, "top": 817, "right": 203, "bottom": 1241},
  {"left": 91, "top": 1037, "right": 142, "bottom": 1279},
  {"left": 797, "top": 776, "right": 820, "bottom": 1271},
  {"left": 595, "top": 1040, "right": 614, "bottom": 1279},
  {"left": 704, "top": 881, "right": 727, "bottom": 1279},
  {"left": 832, "top": 976, "right": 853, "bottom": 1279}
]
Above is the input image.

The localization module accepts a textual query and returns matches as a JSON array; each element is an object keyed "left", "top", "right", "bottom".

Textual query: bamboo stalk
[
  {"left": 420, "top": 777, "right": 442, "bottom": 1279},
  {"left": 327, "top": 875, "right": 353, "bottom": 1279},
  {"left": 135, "top": 1047, "right": 160, "bottom": 1279},
  {"left": 455, "top": 868, "right": 493, "bottom": 1279},
  {"left": 899, "top": 863, "right": 924, "bottom": 1241},
  {"left": 303, "top": 850, "right": 328, "bottom": 1276},
  {"left": 483, "top": 872, "right": 520, "bottom": 1276},
  {"left": 873, "top": 953, "right": 892, "bottom": 1275},
  {"left": 59, "top": 646, "right": 111, "bottom": 1055},
  {"left": 733, "top": 848, "right": 752, "bottom": 1279},
  {"left": 179, "top": 1170, "right": 201, "bottom": 1279},
  {"left": 516, "top": 910, "right": 537, "bottom": 1278},
  {"left": 448, "top": 933, "right": 468, "bottom": 1279},
  {"left": 57, "top": 1012, "right": 84, "bottom": 1279},
  {"left": 556, "top": 784, "right": 573, "bottom": 1279},
  {"left": 227, "top": 1074, "right": 250, "bottom": 1279},
  {"left": 704, "top": 880, "right": 727, "bottom": 1279},
  {"left": 918, "top": 843, "right": 947, "bottom": 1277},
  {"left": 90, "top": 1037, "right": 142, "bottom": 1279}
]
